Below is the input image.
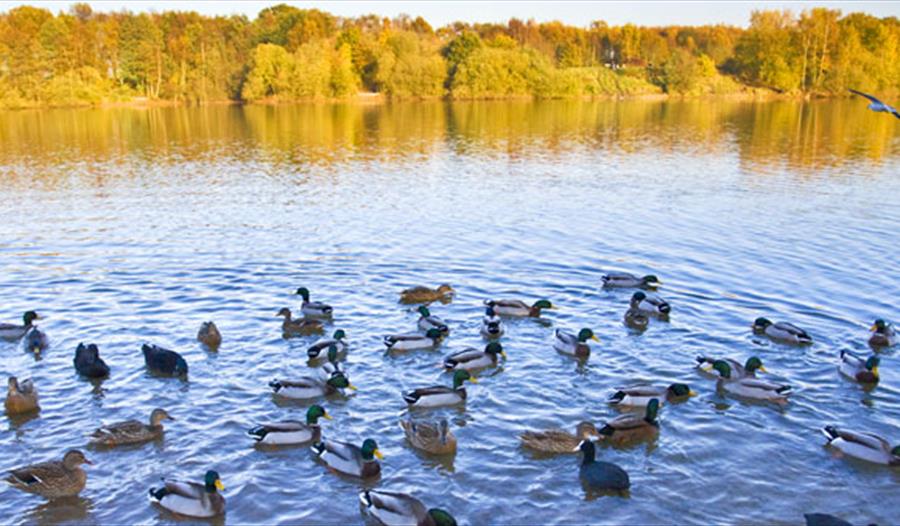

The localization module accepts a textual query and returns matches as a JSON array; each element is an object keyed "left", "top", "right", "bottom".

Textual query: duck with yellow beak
[
  {"left": 149, "top": 470, "right": 225, "bottom": 518},
  {"left": 312, "top": 438, "right": 383, "bottom": 478},
  {"left": 553, "top": 328, "right": 599, "bottom": 358}
]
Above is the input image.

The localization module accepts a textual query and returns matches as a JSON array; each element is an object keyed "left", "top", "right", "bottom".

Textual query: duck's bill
[
  {"left": 500, "top": 351, "right": 508, "bottom": 359},
  {"left": 870, "top": 325, "right": 878, "bottom": 332},
  {"left": 872, "top": 366, "right": 879, "bottom": 376},
  {"left": 323, "top": 412, "right": 333, "bottom": 420},
  {"left": 373, "top": 449, "right": 384, "bottom": 460},
  {"left": 758, "top": 366, "right": 768, "bottom": 373},
  {"left": 83, "top": 458, "right": 94, "bottom": 465},
  {"left": 689, "top": 391, "right": 699, "bottom": 397},
  {"left": 215, "top": 479, "right": 225, "bottom": 491},
  {"left": 346, "top": 383, "right": 358, "bottom": 391},
  {"left": 468, "top": 376, "right": 479, "bottom": 383},
  {"left": 591, "top": 335, "right": 600, "bottom": 342}
]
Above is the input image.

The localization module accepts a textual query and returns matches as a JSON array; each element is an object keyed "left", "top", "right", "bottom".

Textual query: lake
[{"left": 1, "top": 99, "right": 898, "bottom": 525}]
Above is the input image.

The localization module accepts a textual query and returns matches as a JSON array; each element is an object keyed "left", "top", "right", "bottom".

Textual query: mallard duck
[
  {"left": 752, "top": 317, "right": 812, "bottom": 344},
  {"left": 149, "top": 470, "right": 225, "bottom": 518},
  {"left": 74, "top": 343, "right": 110, "bottom": 378},
  {"left": 712, "top": 361, "right": 791, "bottom": 404},
  {"left": 695, "top": 355, "right": 765, "bottom": 379},
  {"left": 384, "top": 329, "right": 443, "bottom": 352},
  {"left": 623, "top": 307, "right": 649, "bottom": 330},
  {"left": 89, "top": 408, "right": 174, "bottom": 446},
  {"left": 597, "top": 399, "right": 660, "bottom": 446},
  {"left": 5, "top": 376, "right": 39, "bottom": 415},
  {"left": 24, "top": 327, "right": 49, "bottom": 354},
  {"left": 248, "top": 405, "right": 331, "bottom": 445},
  {"left": 839, "top": 350, "right": 879, "bottom": 384},
  {"left": 269, "top": 371, "right": 355, "bottom": 399},
  {"left": 0, "top": 311, "right": 41, "bottom": 341},
  {"left": 553, "top": 328, "right": 599, "bottom": 358},
  {"left": 417, "top": 306, "right": 449, "bottom": 335},
  {"left": 608, "top": 383, "right": 695, "bottom": 407},
  {"left": 575, "top": 440, "right": 630, "bottom": 491},
  {"left": 601, "top": 272, "right": 661, "bottom": 289},
  {"left": 359, "top": 489, "right": 457, "bottom": 526},
  {"left": 142, "top": 344, "right": 188, "bottom": 376},
  {"left": 629, "top": 291, "right": 670, "bottom": 316},
  {"left": 442, "top": 342, "right": 505, "bottom": 372},
  {"left": 295, "top": 287, "right": 333, "bottom": 318},
  {"left": 822, "top": 425, "right": 899, "bottom": 466},
  {"left": 403, "top": 370, "right": 476, "bottom": 408},
  {"left": 277, "top": 308, "right": 324, "bottom": 337},
  {"left": 6, "top": 450, "right": 91, "bottom": 499},
  {"left": 868, "top": 319, "right": 896, "bottom": 347},
  {"left": 803, "top": 513, "right": 854, "bottom": 526},
  {"left": 197, "top": 322, "right": 221, "bottom": 349},
  {"left": 317, "top": 344, "right": 345, "bottom": 378},
  {"left": 400, "top": 418, "right": 457, "bottom": 455},
  {"left": 312, "top": 438, "right": 382, "bottom": 478},
  {"left": 480, "top": 306, "right": 504, "bottom": 339},
  {"left": 308, "top": 329, "right": 348, "bottom": 361},
  {"left": 483, "top": 299, "right": 553, "bottom": 317},
  {"left": 520, "top": 421, "right": 600, "bottom": 454},
  {"left": 399, "top": 284, "right": 455, "bottom": 305}
]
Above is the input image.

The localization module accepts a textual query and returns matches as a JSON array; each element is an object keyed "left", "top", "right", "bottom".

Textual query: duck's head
[
  {"left": 437, "top": 284, "right": 454, "bottom": 295},
  {"left": 204, "top": 470, "right": 224, "bottom": 493},
  {"left": 485, "top": 306, "right": 496, "bottom": 317},
  {"left": 418, "top": 306, "right": 431, "bottom": 317},
  {"left": 484, "top": 342, "right": 505, "bottom": 358},
  {"left": 630, "top": 291, "right": 646, "bottom": 304},
  {"left": 333, "top": 329, "right": 346, "bottom": 340},
  {"left": 452, "top": 369, "right": 476, "bottom": 388},
  {"left": 645, "top": 398, "right": 660, "bottom": 422},
  {"left": 871, "top": 319, "right": 888, "bottom": 333},
  {"left": 7, "top": 376, "right": 19, "bottom": 393},
  {"left": 753, "top": 317, "right": 772, "bottom": 331},
  {"left": 667, "top": 383, "right": 696, "bottom": 399},
  {"left": 532, "top": 299, "right": 554, "bottom": 311},
  {"left": 361, "top": 438, "right": 384, "bottom": 460},
  {"left": 426, "top": 509, "right": 458, "bottom": 526},
  {"left": 150, "top": 408, "right": 175, "bottom": 425},
  {"left": 327, "top": 372, "right": 357, "bottom": 391},
  {"left": 865, "top": 355, "right": 880, "bottom": 375},
  {"left": 23, "top": 311, "right": 41, "bottom": 325},
  {"left": 576, "top": 421, "right": 600, "bottom": 439},
  {"left": 577, "top": 328, "right": 600, "bottom": 342},
  {"left": 744, "top": 356, "right": 766, "bottom": 374},
  {"left": 642, "top": 275, "right": 661, "bottom": 287},
  {"left": 711, "top": 360, "right": 732, "bottom": 379},
  {"left": 306, "top": 404, "right": 331, "bottom": 424},
  {"left": 63, "top": 449, "right": 92, "bottom": 468},
  {"left": 276, "top": 308, "right": 292, "bottom": 318},
  {"left": 425, "top": 328, "right": 443, "bottom": 340},
  {"left": 295, "top": 287, "right": 310, "bottom": 301}
]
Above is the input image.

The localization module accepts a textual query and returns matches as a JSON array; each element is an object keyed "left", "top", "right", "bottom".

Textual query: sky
[{"left": 0, "top": 1, "right": 896, "bottom": 27}]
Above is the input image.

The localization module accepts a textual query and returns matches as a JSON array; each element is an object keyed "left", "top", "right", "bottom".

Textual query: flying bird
[{"left": 849, "top": 89, "right": 899, "bottom": 119}]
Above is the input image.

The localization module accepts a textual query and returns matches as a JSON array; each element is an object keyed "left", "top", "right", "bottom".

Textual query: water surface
[{"left": 1, "top": 99, "right": 899, "bottom": 525}]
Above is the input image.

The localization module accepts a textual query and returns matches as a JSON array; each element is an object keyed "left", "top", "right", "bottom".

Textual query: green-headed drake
[
  {"left": 403, "top": 370, "right": 476, "bottom": 408},
  {"left": 149, "top": 470, "right": 225, "bottom": 518},
  {"left": 597, "top": 399, "right": 660, "bottom": 446},
  {"left": 629, "top": 291, "right": 671, "bottom": 316},
  {"left": 553, "top": 328, "right": 599, "bottom": 358},
  {"left": 312, "top": 437, "right": 382, "bottom": 478},
  {"left": 360, "top": 489, "right": 457, "bottom": 526},
  {"left": 400, "top": 418, "right": 457, "bottom": 455},
  {"left": 443, "top": 342, "right": 505, "bottom": 372},
  {"left": 248, "top": 405, "right": 331, "bottom": 446},
  {"left": 752, "top": 317, "right": 812, "bottom": 345},
  {"left": 602, "top": 272, "right": 661, "bottom": 289},
  {"left": 0, "top": 311, "right": 41, "bottom": 341},
  {"left": 384, "top": 328, "right": 443, "bottom": 352},
  {"left": 712, "top": 360, "right": 791, "bottom": 405},
  {"left": 838, "top": 350, "right": 879, "bottom": 384},
  {"left": 483, "top": 299, "right": 554, "bottom": 318},
  {"left": 417, "top": 306, "right": 449, "bottom": 335},
  {"left": 822, "top": 425, "right": 899, "bottom": 466},
  {"left": 608, "top": 383, "right": 695, "bottom": 408},
  {"left": 308, "top": 330, "right": 348, "bottom": 361},
  {"left": 295, "top": 287, "right": 333, "bottom": 318},
  {"left": 696, "top": 355, "right": 766, "bottom": 379},
  {"left": 269, "top": 371, "right": 356, "bottom": 400},
  {"left": 869, "top": 319, "right": 896, "bottom": 348}
]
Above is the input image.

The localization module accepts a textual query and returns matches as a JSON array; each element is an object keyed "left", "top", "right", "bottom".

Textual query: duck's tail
[{"left": 358, "top": 490, "right": 372, "bottom": 507}]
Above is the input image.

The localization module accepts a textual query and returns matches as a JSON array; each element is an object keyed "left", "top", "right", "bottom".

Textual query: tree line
[{"left": 0, "top": 3, "right": 897, "bottom": 108}]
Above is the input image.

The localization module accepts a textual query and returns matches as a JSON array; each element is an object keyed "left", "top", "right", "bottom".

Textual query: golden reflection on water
[{"left": 0, "top": 99, "right": 896, "bottom": 172}]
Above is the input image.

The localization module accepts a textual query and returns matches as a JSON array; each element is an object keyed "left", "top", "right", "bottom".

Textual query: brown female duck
[
  {"left": 5, "top": 376, "right": 39, "bottom": 415},
  {"left": 89, "top": 408, "right": 174, "bottom": 447},
  {"left": 5, "top": 450, "right": 91, "bottom": 499}
]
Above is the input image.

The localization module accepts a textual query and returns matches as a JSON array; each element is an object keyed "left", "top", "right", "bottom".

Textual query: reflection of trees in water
[{"left": 0, "top": 100, "right": 895, "bottom": 175}]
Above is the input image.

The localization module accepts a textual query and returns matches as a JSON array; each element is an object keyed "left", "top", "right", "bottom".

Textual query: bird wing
[
  {"left": 555, "top": 329, "right": 577, "bottom": 345},
  {"left": 8, "top": 461, "right": 63, "bottom": 486},
  {"left": 849, "top": 89, "right": 883, "bottom": 105},
  {"left": 834, "top": 428, "right": 891, "bottom": 452},
  {"left": 605, "top": 414, "right": 645, "bottom": 430},
  {"left": 775, "top": 322, "right": 809, "bottom": 338},
  {"left": 163, "top": 479, "right": 206, "bottom": 500},
  {"left": 257, "top": 420, "right": 307, "bottom": 432},
  {"left": 93, "top": 419, "right": 144, "bottom": 436},
  {"left": 616, "top": 385, "right": 663, "bottom": 397},
  {"left": 366, "top": 490, "right": 426, "bottom": 519},
  {"left": 490, "top": 299, "right": 528, "bottom": 309}
]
